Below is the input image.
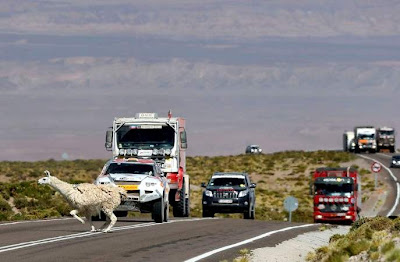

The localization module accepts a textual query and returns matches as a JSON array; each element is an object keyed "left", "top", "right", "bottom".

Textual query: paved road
[
  {"left": 357, "top": 152, "right": 400, "bottom": 217},
  {"left": 0, "top": 217, "right": 318, "bottom": 262}
]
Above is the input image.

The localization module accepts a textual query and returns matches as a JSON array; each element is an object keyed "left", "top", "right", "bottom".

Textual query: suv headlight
[
  {"left": 238, "top": 190, "right": 248, "bottom": 197},
  {"left": 205, "top": 190, "right": 213, "bottom": 197}
]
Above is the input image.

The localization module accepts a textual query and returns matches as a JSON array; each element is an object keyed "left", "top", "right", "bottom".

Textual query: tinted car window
[{"left": 209, "top": 177, "right": 246, "bottom": 187}]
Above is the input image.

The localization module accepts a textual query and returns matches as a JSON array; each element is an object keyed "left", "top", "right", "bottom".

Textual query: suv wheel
[
  {"left": 244, "top": 204, "right": 254, "bottom": 220},
  {"left": 202, "top": 208, "right": 214, "bottom": 218}
]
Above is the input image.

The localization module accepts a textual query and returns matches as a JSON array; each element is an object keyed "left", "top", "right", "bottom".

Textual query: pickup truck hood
[{"left": 108, "top": 173, "right": 149, "bottom": 182}]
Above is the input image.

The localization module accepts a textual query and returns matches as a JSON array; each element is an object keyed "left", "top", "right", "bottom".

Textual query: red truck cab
[{"left": 312, "top": 167, "right": 361, "bottom": 224}]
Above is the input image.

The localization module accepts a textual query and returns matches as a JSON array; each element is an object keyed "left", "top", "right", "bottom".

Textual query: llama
[{"left": 38, "top": 170, "right": 127, "bottom": 233}]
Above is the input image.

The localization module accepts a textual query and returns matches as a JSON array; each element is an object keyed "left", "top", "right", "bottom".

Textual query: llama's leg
[
  {"left": 85, "top": 214, "right": 96, "bottom": 232},
  {"left": 70, "top": 210, "right": 85, "bottom": 224},
  {"left": 102, "top": 209, "right": 117, "bottom": 233},
  {"left": 98, "top": 213, "right": 111, "bottom": 231}
]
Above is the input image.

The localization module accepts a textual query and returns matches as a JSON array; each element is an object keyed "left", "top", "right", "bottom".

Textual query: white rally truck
[
  {"left": 95, "top": 158, "right": 170, "bottom": 223},
  {"left": 104, "top": 112, "right": 190, "bottom": 217}
]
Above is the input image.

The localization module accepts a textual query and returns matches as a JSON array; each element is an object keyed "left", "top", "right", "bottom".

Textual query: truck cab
[
  {"left": 376, "top": 127, "right": 396, "bottom": 153},
  {"left": 104, "top": 112, "right": 190, "bottom": 217},
  {"left": 312, "top": 167, "right": 361, "bottom": 224}
]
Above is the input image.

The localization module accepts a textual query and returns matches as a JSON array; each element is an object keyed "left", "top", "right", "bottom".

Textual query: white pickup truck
[{"left": 95, "top": 158, "right": 170, "bottom": 223}]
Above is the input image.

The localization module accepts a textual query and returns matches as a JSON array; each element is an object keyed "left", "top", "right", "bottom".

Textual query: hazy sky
[{"left": 1, "top": 0, "right": 400, "bottom": 161}]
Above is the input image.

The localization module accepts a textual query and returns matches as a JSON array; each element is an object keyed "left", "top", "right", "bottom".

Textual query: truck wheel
[
  {"left": 152, "top": 199, "right": 164, "bottom": 223},
  {"left": 391, "top": 147, "right": 395, "bottom": 153},
  {"left": 164, "top": 202, "right": 169, "bottom": 222},
  {"left": 173, "top": 182, "right": 186, "bottom": 217}
]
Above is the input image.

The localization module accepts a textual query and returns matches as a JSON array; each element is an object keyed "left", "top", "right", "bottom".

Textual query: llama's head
[{"left": 38, "top": 170, "right": 52, "bottom": 185}]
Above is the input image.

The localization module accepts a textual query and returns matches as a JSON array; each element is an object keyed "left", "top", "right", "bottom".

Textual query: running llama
[{"left": 38, "top": 170, "right": 127, "bottom": 233}]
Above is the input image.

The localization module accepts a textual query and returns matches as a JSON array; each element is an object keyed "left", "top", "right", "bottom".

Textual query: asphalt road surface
[
  {"left": 357, "top": 152, "right": 400, "bottom": 217},
  {"left": 0, "top": 217, "right": 319, "bottom": 262}
]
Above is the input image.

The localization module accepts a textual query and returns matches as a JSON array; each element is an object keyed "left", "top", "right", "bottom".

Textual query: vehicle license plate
[
  {"left": 119, "top": 185, "right": 139, "bottom": 190},
  {"left": 218, "top": 199, "right": 233, "bottom": 204}
]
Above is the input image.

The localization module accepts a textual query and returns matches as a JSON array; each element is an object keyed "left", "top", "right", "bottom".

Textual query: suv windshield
[
  {"left": 106, "top": 163, "right": 153, "bottom": 175},
  {"left": 209, "top": 177, "right": 246, "bottom": 187},
  {"left": 117, "top": 125, "right": 174, "bottom": 149}
]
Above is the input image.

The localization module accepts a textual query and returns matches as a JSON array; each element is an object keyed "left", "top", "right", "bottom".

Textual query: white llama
[{"left": 38, "top": 170, "right": 127, "bottom": 233}]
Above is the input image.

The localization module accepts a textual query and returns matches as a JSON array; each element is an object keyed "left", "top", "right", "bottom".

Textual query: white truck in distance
[
  {"left": 105, "top": 112, "right": 190, "bottom": 217},
  {"left": 343, "top": 131, "right": 355, "bottom": 152},
  {"left": 376, "top": 127, "right": 396, "bottom": 153},
  {"left": 354, "top": 126, "right": 377, "bottom": 153}
]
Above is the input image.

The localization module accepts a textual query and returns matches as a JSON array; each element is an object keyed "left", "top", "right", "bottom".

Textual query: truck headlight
[
  {"left": 165, "top": 149, "right": 171, "bottom": 155},
  {"left": 119, "top": 149, "right": 126, "bottom": 155},
  {"left": 205, "top": 190, "right": 213, "bottom": 197},
  {"left": 132, "top": 148, "right": 138, "bottom": 155},
  {"left": 317, "top": 204, "right": 325, "bottom": 210},
  {"left": 238, "top": 190, "right": 248, "bottom": 197}
]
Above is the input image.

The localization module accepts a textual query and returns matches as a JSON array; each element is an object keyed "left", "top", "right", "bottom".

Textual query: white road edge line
[
  {"left": 0, "top": 218, "right": 212, "bottom": 253},
  {"left": 357, "top": 154, "right": 399, "bottom": 217},
  {"left": 184, "top": 224, "right": 315, "bottom": 262},
  {"left": 0, "top": 217, "right": 74, "bottom": 226}
]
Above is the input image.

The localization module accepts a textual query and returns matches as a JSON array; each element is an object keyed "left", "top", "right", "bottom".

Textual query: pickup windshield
[{"left": 106, "top": 163, "right": 153, "bottom": 175}]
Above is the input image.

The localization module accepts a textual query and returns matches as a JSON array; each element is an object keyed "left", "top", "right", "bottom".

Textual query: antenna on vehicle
[{"left": 168, "top": 110, "right": 172, "bottom": 119}]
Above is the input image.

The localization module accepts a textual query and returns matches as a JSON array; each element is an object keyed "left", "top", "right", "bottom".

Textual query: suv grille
[{"left": 213, "top": 191, "right": 238, "bottom": 199}]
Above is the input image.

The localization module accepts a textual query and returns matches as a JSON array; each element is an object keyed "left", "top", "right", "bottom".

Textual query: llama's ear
[{"left": 44, "top": 170, "right": 51, "bottom": 177}]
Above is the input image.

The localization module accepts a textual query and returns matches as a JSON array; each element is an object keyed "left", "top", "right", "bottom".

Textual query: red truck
[{"left": 312, "top": 167, "right": 361, "bottom": 224}]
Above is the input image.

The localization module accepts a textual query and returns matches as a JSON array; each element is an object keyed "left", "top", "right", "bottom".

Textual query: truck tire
[
  {"left": 173, "top": 182, "right": 186, "bottom": 217},
  {"left": 391, "top": 147, "right": 395, "bottom": 153},
  {"left": 152, "top": 199, "right": 164, "bottom": 223},
  {"left": 184, "top": 185, "right": 190, "bottom": 217},
  {"left": 164, "top": 202, "right": 169, "bottom": 222}
]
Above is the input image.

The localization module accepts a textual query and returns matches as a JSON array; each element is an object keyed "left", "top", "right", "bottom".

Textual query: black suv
[
  {"left": 201, "top": 172, "right": 256, "bottom": 219},
  {"left": 391, "top": 155, "right": 400, "bottom": 168}
]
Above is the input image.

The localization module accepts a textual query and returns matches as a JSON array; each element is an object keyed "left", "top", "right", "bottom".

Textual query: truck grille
[
  {"left": 213, "top": 191, "right": 238, "bottom": 199},
  {"left": 319, "top": 204, "right": 351, "bottom": 213}
]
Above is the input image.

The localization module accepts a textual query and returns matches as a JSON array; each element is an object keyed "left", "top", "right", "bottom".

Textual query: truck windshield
[
  {"left": 314, "top": 183, "right": 353, "bottom": 197},
  {"left": 359, "top": 134, "right": 375, "bottom": 139},
  {"left": 209, "top": 177, "right": 246, "bottom": 187},
  {"left": 117, "top": 125, "right": 174, "bottom": 148},
  {"left": 106, "top": 163, "right": 153, "bottom": 175},
  {"left": 379, "top": 131, "right": 394, "bottom": 136}
]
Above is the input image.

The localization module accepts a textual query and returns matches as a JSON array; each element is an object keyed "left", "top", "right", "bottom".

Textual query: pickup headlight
[
  {"left": 238, "top": 190, "right": 248, "bottom": 197},
  {"left": 205, "top": 190, "right": 213, "bottom": 197}
]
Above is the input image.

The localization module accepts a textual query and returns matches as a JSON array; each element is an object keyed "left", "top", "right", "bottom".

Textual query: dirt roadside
[{"left": 249, "top": 156, "right": 392, "bottom": 262}]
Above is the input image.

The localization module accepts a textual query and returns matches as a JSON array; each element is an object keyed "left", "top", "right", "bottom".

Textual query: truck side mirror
[
  {"left": 180, "top": 130, "right": 187, "bottom": 149},
  {"left": 250, "top": 183, "right": 256, "bottom": 188},
  {"left": 201, "top": 182, "right": 206, "bottom": 188},
  {"left": 309, "top": 183, "right": 314, "bottom": 195},
  {"left": 105, "top": 130, "right": 113, "bottom": 151}
]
